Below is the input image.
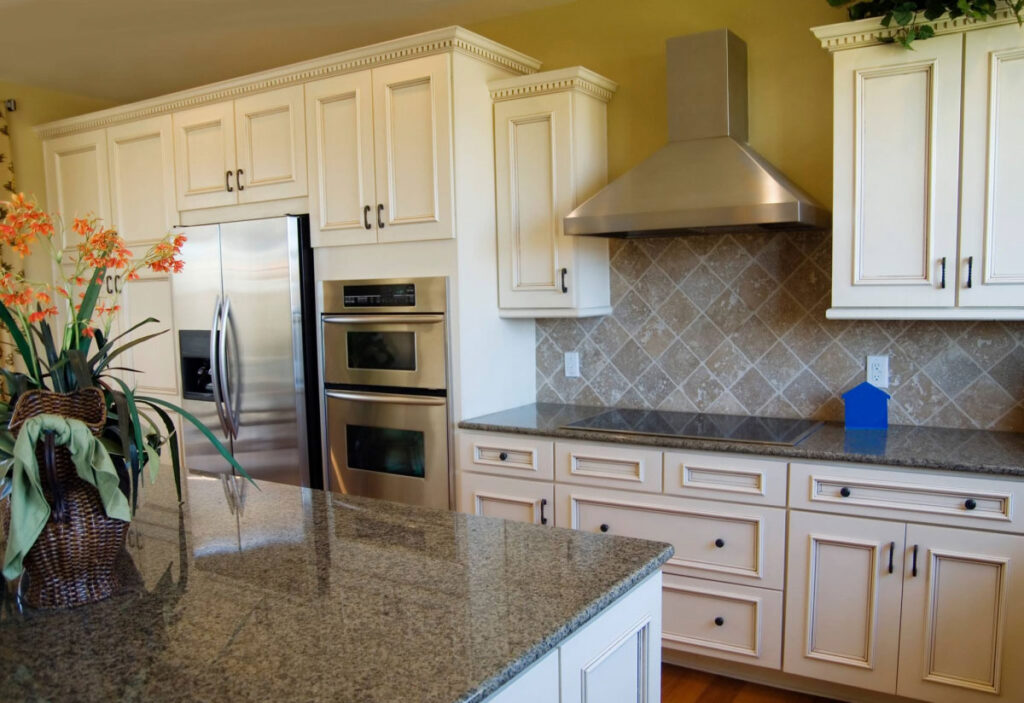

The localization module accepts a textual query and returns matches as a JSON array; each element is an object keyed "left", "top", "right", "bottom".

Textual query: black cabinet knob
[
  {"left": 714, "top": 617, "right": 725, "bottom": 627},
  {"left": 714, "top": 538, "right": 725, "bottom": 548},
  {"left": 498, "top": 452, "right": 508, "bottom": 461},
  {"left": 965, "top": 498, "right": 977, "bottom": 511},
  {"left": 840, "top": 486, "right": 851, "bottom": 498},
  {"left": 599, "top": 524, "right": 609, "bottom": 533}
]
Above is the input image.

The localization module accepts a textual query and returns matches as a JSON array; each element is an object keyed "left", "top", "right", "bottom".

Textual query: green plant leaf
[
  {"left": 66, "top": 349, "right": 94, "bottom": 389},
  {"left": 136, "top": 400, "right": 182, "bottom": 502},
  {"left": 88, "top": 316, "right": 159, "bottom": 366},
  {"left": 0, "top": 299, "right": 39, "bottom": 382},
  {"left": 75, "top": 267, "right": 106, "bottom": 354},
  {"left": 93, "top": 330, "right": 168, "bottom": 375}
]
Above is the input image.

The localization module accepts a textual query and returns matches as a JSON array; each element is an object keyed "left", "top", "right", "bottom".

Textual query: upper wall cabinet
[
  {"left": 814, "top": 14, "right": 1024, "bottom": 319},
  {"left": 43, "top": 129, "right": 110, "bottom": 250},
  {"left": 107, "top": 116, "right": 177, "bottom": 245},
  {"left": 305, "top": 54, "right": 453, "bottom": 247},
  {"left": 173, "top": 85, "right": 307, "bottom": 211},
  {"left": 490, "top": 67, "right": 616, "bottom": 318}
]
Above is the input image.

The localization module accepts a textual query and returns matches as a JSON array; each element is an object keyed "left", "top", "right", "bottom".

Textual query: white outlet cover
[
  {"left": 867, "top": 355, "right": 889, "bottom": 388},
  {"left": 564, "top": 351, "right": 580, "bottom": 378}
]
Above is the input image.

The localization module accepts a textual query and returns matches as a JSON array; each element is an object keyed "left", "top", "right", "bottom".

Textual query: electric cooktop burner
[{"left": 561, "top": 408, "right": 823, "bottom": 446}]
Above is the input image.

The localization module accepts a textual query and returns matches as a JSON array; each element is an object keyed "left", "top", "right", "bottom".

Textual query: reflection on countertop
[{"left": 0, "top": 470, "right": 671, "bottom": 703}]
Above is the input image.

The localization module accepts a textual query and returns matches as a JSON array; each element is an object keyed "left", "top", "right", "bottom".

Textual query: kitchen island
[{"left": 0, "top": 473, "right": 672, "bottom": 702}]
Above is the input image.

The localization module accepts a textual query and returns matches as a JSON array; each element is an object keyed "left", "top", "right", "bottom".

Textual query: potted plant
[
  {"left": 0, "top": 193, "right": 250, "bottom": 608},
  {"left": 826, "top": 0, "right": 1024, "bottom": 47}
]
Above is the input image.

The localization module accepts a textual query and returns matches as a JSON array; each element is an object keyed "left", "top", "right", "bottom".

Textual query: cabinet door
[
  {"left": 494, "top": 92, "right": 575, "bottom": 310},
  {"left": 783, "top": 511, "right": 905, "bottom": 693},
  {"left": 831, "top": 34, "right": 962, "bottom": 311},
  {"left": 234, "top": 86, "right": 307, "bottom": 204},
  {"left": 305, "top": 72, "right": 377, "bottom": 247},
  {"left": 118, "top": 270, "right": 179, "bottom": 399},
  {"left": 959, "top": 25, "right": 1024, "bottom": 309},
  {"left": 458, "top": 472, "right": 553, "bottom": 526},
  {"left": 897, "top": 525, "right": 1024, "bottom": 703},
  {"left": 107, "top": 116, "right": 177, "bottom": 246},
  {"left": 43, "top": 129, "right": 110, "bottom": 250},
  {"left": 173, "top": 102, "right": 237, "bottom": 211},
  {"left": 371, "top": 54, "right": 453, "bottom": 243}
]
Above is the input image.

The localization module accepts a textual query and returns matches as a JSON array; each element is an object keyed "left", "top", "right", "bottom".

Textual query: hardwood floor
[{"left": 662, "top": 664, "right": 839, "bottom": 703}]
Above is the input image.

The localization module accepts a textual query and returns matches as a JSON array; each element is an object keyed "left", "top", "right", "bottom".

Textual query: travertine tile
[
  {"left": 612, "top": 288, "right": 653, "bottom": 335},
  {"left": 923, "top": 345, "right": 982, "bottom": 398},
  {"left": 681, "top": 366, "right": 725, "bottom": 411},
  {"left": 634, "top": 314, "right": 676, "bottom": 360},
  {"left": 681, "top": 263, "right": 727, "bottom": 309},
  {"left": 954, "top": 376, "right": 1015, "bottom": 429},
  {"left": 611, "top": 339, "right": 653, "bottom": 382},
  {"left": 681, "top": 315, "right": 726, "bottom": 360},
  {"left": 659, "top": 341, "right": 701, "bottom": 383},
  {"left": 731, "top": 368, "right": 775, "bottom": 414},
  {"left": 705, "top": 340, "right": 750, "bottom": 388},
  {"left": 783, "top": 370, "right": 830, "bottom": 417}
]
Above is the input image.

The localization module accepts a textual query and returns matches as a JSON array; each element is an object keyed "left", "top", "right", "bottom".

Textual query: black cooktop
[{"left": 561, "top": 408, "right": 823, "bottom": 447}]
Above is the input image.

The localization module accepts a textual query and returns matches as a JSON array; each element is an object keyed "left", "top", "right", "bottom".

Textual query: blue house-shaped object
[{"left": 842, "top": 381, "right": 891, "bottom": 430}]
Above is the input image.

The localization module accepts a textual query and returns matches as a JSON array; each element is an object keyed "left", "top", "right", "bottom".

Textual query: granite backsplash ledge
[{"left": 536, "top": 231, "right": 1024, "bottom": 432}]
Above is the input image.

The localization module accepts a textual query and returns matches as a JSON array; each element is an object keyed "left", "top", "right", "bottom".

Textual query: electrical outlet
[
  {"left": 564, "top": 351, "right": 580, "bottom": 378},
  {"left": 867, "top": 355, "right": 889, "bottom": 388}
]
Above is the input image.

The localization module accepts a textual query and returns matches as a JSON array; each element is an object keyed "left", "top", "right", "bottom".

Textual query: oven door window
[
  {"left": 346, "top": 424, "right": 426, "bottom": 478},
  {"left": 347, "top": 331, "right": 416, "bottom": 371}
]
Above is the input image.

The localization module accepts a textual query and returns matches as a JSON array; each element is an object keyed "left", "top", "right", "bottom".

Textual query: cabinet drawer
[
  {"left": 555, "top": 440, "right": 662, "bottom": 493},
  {"left": 556, "top": 484, "right": 784, "bottom": 589},
  {"left": 662, "top": 574, "right": 782, "bottom": 669},
  {"left": 457, "top": 472, "right": 553, "bottom": 526},
  {"left": 458, "top": 431, "right": 554, "bottom": 480},
  {"left": 790, "top": 462, "right": 1024, "bottom": 533},
  {"left": 664, "top": 451, "right": 787, "bottom": 506}
]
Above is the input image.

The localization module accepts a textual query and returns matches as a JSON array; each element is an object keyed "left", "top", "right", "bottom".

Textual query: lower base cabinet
[{"left": 458, "top": 471, "right": 553, "bottom": 525}]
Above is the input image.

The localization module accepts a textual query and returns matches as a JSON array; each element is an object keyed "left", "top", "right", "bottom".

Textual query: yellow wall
[
  {"left": 470, "top": 0, "right": 839, "bottom": 206},
  {"left": 0, "top": 81, "right": 115, "bottom": 282}
]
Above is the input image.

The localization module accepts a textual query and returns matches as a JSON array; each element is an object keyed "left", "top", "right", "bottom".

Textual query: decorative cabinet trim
[
  {"left": 662, "top": 580, "right": 763, "bottom": 658},
  {"left": 489, "top": 66, "right": 618, "bottom": 103},
  {"left": 812, "top": 9, "right": 1022, "bottom": 52},
  {"left": 472, "top": 491, "right": 546, "bottom": 523},
  {"left": 568, "top": 450, "right": 644, "bottom": 483},
  {"left": 35, "top": 27, "right": 540, "bottom": 139}
]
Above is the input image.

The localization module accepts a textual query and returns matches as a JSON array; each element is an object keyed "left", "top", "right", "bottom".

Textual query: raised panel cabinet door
[
  {"left": 107, "top": 116, "right": 177, "bottom": 246},
  {"left": 783, "top": 511, "right": 905, "bottom": 694},
  {"left": 831, "top": 34, "right": 962, "bottom": 311},
  {"left": 959, "top": 25, "right": 1024, "bottom": 309},
  {"left": 494, "top": 92, "right": 575, "bottom": 310},
  {"left": 897, "top": 525, "right": 1024, "bottom": 703},
  {"left": 234, "top": 85, "right": 307, "bottom": 204},
  {"left": 371, "top": 54, "right": 453, "bottom": 243},
  {"left": 305, "top": 72, "right": 377, "bottom": 247},
  {"left": 173, "top": 101, "right": 237, "bottom": 211},
  {"left": 457, "top": 472, "right": 553, "bottom": 526},
  {"left": 43, "top": 129, "right": 110, "bottom": 250},
  {"left": 118, "top": 271, "right": 179, "bottom": 398}
]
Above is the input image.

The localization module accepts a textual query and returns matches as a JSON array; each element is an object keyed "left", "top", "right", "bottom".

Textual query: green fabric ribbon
[{"left": 2, "top": 414, "right": 130, "bottom": 580}]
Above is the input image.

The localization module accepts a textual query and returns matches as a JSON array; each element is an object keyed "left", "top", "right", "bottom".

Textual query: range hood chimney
[{"left": 564, "top": 29, "right": 830, "bottom": 238}]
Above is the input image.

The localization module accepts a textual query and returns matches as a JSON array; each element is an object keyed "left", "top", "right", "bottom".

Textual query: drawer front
[
  {"left": 457, "top": 471, "right": 553, "bottom": 526},
  {"left": 790, "top": 462, "right": 1023, "bottom": 533},
  {"left": 555, "top": 440, "right": 663, "bottom": 493},
  {"left": 458, "top": 431, "right": 554, "bottom": 480},
  {"left": 664, "top": 451, "right": 788, "bottom": 506},
  {"left": 556, "top": 484, "right": 785, "bottom": 589},
  {"left": 662, "top": 574, "right": 782, "bottom": 669}
]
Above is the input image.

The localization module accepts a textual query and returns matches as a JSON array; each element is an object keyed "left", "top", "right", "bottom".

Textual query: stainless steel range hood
[{"left": 564, "top": 29, "right": 830, "bottom": 238}]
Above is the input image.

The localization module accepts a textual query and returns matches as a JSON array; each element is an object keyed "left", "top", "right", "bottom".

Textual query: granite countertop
[
  {"left": 459, "top": 403, "right": 1024, "bottom": 477},
  {"left": 0, "top": 473, "right": 672, "bottom": 702}
]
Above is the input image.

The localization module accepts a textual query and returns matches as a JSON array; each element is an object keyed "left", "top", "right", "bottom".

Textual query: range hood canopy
[{"left": 564, "top": 29, "right": 830, "bottom": 239}]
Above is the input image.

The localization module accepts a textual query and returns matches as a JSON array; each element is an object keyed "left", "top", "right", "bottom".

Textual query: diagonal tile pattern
[{"left": 536, "top": 232, "right": 1024, "bottom": 432}]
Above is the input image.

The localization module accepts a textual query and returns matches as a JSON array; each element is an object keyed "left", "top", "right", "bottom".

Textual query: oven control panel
[{"left": 342, "top": 283, "right": 416, "bottom": 308}]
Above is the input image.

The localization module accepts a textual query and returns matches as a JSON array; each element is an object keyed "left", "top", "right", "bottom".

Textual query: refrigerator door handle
[
  {"left": 219, "top": 296, "right": 239, "bottom": 439},
  {"left": 210, "top": 297, "right": 231, "bottom": 438}
]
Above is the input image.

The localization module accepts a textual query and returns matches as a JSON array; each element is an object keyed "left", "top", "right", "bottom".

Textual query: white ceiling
[{"left": 0, "top": 0, "right": 570, "bottom": 103}]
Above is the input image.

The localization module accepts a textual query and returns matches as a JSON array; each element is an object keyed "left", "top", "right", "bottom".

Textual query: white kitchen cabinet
[
  {"left": 458, "top": 431, "right": 554, "bottom": 481},
  {"left": 555, "top": 439, "right": 663, "bottom": 493},
  {"left": 814, "top": 15, "right": 1024, "bottom": 318},
  {"left": 490, "top": 68, "right": 616, "bottom": 318},
  {"left": 458, "top": 471, "right": 553, "bottom": 526},
  {"left": 117, "top": 268, "right": 179, "bottom": 399},
  {"left": 174, "top": 86, "right": 306, "bottom": 211},
  {"left": 107, "top": 116, "right": 177, "bottom": 246},
  {"left": 43, "top": 128, "right": 110, "bottom": 250}
]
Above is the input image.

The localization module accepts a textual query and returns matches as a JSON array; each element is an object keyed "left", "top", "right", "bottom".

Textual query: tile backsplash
[{"left": 536, "top": 232, "right": 1024, "bottom": 432}]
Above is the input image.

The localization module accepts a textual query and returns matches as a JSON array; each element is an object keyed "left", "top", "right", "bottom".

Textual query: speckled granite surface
[
  {"left": 0, "top": 473, "right": 672, "bottom": 702},
  {"left": 459, "top": 403, "right": 1024, "bottom": 477}
]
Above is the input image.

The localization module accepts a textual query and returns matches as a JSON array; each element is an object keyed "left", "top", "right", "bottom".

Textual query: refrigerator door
[
  {"left": 219, "top": 217, "right": 309, "bottom": 487},
  {"left": 174, "top": 224, "right": 234, "bottom": 474}
]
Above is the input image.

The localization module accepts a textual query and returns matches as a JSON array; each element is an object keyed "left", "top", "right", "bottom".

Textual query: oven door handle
[
  {"left": 325, "top": 389, "right": 446, "bottom": 406},
  {"left": 322, "top": 314, "right": 444, "bottom": 325}
]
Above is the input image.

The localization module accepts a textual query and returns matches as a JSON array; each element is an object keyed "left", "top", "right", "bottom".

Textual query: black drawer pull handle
[
  {"left": 912, "top": 544, "right": 919, "bottom": 577},
  {"left": 840, "top": 486, "right": 851, "bottom": 498},
  {"left": 236, "top": 168, "right": 244, "bottom": 191},
  {"left": 888, "top": 541, "right": 895, "bottom": 574},
  {"left": 363, "top": 205, "right": 372, "bottom": 230},
  {"left": 498, "top": 452, "right": 508, "bottom": 461},
  {"left": 967, "top": 255, "right": 974, "bottom": 289},
  {"left": 377, "top": 203, "right": 386, "bottom": 229},
  {"left": 540, "top": 498, "right": 548, "bottom": 526},
  {"left": 226, "top": 170, "right": 234, "bottom": 192},
  {"left": 965, "top": 498, "right": 977, "bottom": 511},
  {"left": 599, "top": 523, "right": 609, "bottom": 533},
  {"left": 714, "top": 538, "right": 725, "bottom": 548},
  {"left": 714, "top": 616, "right": 725, "bottom": 627},
  {"left": 940, "top": 256, "right": 947, "bottom": 289},
  {"left": 560, "top": 267, "right": 568, "bottom": 293}
]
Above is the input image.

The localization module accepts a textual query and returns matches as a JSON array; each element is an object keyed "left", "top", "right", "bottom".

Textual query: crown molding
[
  {"left": 488, "top": 66, "right": 618, "bottom": 103},
  {"left": 812, "top": 9, "right": 1022, "bottom": 52},
  {"left": 36, "top": 26, "right": 542, "bottom": 139}
]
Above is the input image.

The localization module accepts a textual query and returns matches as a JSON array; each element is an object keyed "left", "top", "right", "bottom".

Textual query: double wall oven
[{"left": 322, "top": 277, "right": 451, "bottom": 509}]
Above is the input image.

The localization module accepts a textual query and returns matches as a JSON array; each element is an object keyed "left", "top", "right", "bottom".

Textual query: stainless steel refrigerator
[{"left": 173, "top": 216, "right": 320, "bottom": 488}]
